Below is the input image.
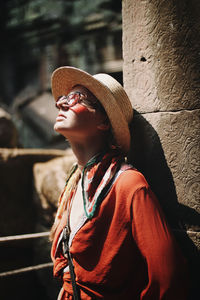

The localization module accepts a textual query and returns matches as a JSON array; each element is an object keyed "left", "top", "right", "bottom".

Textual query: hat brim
[{"left": 51, "top": 66, "right": 131, "bottom": 154}]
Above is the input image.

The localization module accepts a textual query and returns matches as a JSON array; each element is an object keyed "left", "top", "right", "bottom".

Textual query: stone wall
[{"left": 122, "top": 0, "right": 200, "bottom": 298}]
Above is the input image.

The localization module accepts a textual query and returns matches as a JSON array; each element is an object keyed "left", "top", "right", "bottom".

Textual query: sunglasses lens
[
  {"left": 67, "top": 93, "right": 80, "bottom": 106},
  {"left": 56, "top": 92, "right": 85, "bottom": 110}
]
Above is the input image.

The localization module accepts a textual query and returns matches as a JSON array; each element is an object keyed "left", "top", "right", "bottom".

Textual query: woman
[{"left": 50, "top": 66, "right": 188, "bottom": 300}]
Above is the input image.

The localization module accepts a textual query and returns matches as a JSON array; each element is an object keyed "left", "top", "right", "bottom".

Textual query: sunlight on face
[{"left": 54, "top": 85, "right": 109, "bottom": 141}]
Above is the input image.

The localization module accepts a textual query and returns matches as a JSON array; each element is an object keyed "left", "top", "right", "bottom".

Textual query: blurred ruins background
[{"left": 0, "top": 0, "right": 199, "bottom": 299}]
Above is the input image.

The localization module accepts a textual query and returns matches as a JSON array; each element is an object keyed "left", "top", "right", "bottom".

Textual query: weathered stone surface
[
  {"left": 0, "top": 107, "right": 18, "bottom": 147},
  {"left": 149, "top": 110, "right": 199, "bottom": 212},
  {"left": 123, "top": 1, "right": 200, "bottom": 296},
  {"left": 0, "top": 148, "right": 67, "bottom": 236},
  {"left": 0, "top": 148, "right": 66, "bottom": 163},
  {"left": 156, "top": 110, "right": 200, "bottom": 215},
  {"left": 123, "top": 0, "right": 200, "bottom": 113},
  {"left": 33, "top": 148, "right": 76, "bottom": 227},
  {"left": 129, "top": 109, "right": 200, "bottom": 231}
]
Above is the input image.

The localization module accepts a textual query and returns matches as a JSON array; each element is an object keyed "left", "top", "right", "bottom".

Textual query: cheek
[{"left": 70, "top": 104, "right": 89, "bottom": 114}]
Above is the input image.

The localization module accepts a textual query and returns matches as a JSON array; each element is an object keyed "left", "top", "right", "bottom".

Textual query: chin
[
  {"left": 54, "top": 125, "right": 69, "bottom": 138},
  {"left": 54, "top": 123, "right": 63, "bottom": 133},
  {"left": 54, "top": 124, "right": 59, "bottom": 132}
]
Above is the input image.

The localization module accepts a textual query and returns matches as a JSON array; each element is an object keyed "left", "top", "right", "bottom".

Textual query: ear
[
  {"left": 97, "top": 123, "right": 110, "bottom": 131},
  {"left": 97, "top": 117, "right": 110, "bottom": 131}
]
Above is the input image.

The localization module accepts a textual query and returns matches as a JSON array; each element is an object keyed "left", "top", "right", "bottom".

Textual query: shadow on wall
[{"left": 128, "top": 110, "right": 200, "bottom": 300}]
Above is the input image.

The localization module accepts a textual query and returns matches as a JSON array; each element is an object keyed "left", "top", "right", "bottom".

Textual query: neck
[{"left": 68, "top": 136, "right": 109, "bottom": 167}]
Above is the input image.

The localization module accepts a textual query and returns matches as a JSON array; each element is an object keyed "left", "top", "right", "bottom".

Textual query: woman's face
[{"left": 54, "top": 85, "right": 109, "bottom": 141}]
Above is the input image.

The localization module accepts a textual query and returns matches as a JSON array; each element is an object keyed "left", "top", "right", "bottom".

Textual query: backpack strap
[{"left": 62, "top": 225, "right": 80, "bottom": 300}]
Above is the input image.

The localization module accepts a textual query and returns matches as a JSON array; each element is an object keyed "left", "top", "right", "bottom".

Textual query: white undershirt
[{"left": 69, "top": 178, "right": 85, "bottom": 233}]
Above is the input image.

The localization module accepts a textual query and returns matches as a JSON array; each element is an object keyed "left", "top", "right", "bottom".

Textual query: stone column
[{"left": 122, "top": 0, "right": 200, "bottom": 297}]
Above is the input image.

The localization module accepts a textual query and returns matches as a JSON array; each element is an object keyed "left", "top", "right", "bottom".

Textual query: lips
[{"left": 56, "top": 113, "right": 66, "bottom": 121}]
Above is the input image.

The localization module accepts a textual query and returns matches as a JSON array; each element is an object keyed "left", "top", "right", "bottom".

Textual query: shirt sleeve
[{"left": 131, "top": 187, "right": 188, "bottom": 300}]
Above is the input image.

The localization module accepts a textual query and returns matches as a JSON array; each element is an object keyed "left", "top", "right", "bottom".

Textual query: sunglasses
[{"left": 55, "top": 92, "right": 87, "bottom": 111}]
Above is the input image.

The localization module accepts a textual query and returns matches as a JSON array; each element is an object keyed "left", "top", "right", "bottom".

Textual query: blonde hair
[{"left": 49, "top": 165, "right": 81, "bottom": 241}]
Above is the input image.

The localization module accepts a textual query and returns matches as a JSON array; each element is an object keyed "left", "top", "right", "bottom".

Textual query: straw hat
[{"left": 51, "top": 66, "right": 133, "bottom": 154}]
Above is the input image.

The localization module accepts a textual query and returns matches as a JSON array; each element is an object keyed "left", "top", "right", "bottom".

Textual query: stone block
[
  {"left": 123, "top": 0, "right": 200, "bottom": 113},
  {"left": 0, "top": 148, "right": 67, "bottom": 236},
  {"left": 33, "top": 148, "right": 76, "bottom": 227},
  {"left": 129, "top": 109, "right": 200, "bottom": 231}
]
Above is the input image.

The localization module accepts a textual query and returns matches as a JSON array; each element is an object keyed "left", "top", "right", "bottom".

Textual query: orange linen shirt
[{"left": 51, "top": 169, "right": 188, "bottom": 300}]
